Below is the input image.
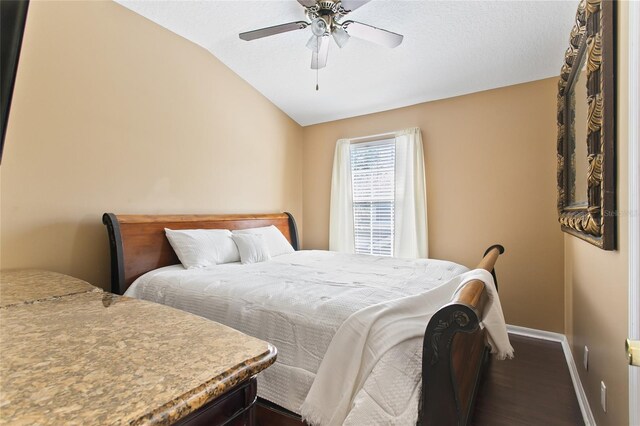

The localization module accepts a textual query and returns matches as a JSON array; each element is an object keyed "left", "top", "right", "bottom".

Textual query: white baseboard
[{"left": 507, "top": 325, "right": 596, "bottom": 426}]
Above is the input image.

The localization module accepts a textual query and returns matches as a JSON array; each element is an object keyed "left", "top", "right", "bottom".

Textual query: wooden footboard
[{"left": 420, "top": 244, "right": 504, "bottom": 426}]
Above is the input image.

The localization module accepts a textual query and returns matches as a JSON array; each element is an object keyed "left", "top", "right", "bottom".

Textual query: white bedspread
[{"left": 125, "top": 250, "right": 469, "bottom": 423}]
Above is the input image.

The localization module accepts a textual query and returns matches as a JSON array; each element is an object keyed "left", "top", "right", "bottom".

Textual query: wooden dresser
[{"left": 0, "top": 270, "right": 277, "bottom": 425}]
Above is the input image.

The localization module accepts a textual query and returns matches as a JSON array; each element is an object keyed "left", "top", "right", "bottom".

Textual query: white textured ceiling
[{"left": 116, "top": 0, "right": 577, "bottom": 126}]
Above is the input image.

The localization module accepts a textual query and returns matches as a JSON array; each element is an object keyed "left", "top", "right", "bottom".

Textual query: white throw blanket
[{"left": 300, "top": 269, "right": 513, "bottom": 426}]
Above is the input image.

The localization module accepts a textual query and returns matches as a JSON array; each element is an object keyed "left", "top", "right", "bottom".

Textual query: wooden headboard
[{"left": 102, "top": 212, "right": 299, "bottom": 295}]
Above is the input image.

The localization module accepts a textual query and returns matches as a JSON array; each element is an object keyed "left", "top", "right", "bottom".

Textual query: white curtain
[
  {"left": 393, "top": 127, "right": 428, "bottom": 258},
  {"left": 329, "top": 128, "right": 428, "bottom": 258},
  {"left": 329, "top": 139, "right": 355, "bottom": 253}
]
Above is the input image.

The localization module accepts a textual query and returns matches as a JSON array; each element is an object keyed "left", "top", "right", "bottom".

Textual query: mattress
[{"left": 125, "top": 250, "right": 468, "bottom": 423}]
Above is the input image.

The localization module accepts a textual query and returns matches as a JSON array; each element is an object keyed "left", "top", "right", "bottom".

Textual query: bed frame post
[
  {"left": 419, "top": 244, "right": 504, "bottom": 426},
  {"left": 483, "top": 244, "right": 504, "bottom": 291},
  {"left": 102, "top": 213, "right": 125, "bottom": 295},
  {"left": 284, "top": 212, "right": 299, "bottom": 251}
]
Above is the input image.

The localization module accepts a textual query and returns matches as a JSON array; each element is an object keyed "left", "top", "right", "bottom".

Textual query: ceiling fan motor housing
[
  {"left": 317, "top": 1, "right": 340, "bottom": 14},
  {"left": 306, "top": 0, "right": 347, "bottom": 34}
]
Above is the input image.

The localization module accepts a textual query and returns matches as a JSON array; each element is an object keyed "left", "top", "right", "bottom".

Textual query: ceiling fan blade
[
  {"left": 340, "top": 0, "right": 371, "bottom": 12},
  {"left": 343, "top": 21, "right": 403, "bottom": 48},
  {"left": 239, "top": 21, "right": 308, "bottom": 41},
  {"left": 297, "top": 0, "right": 317, "bottom": 7},
  {"left": 311, "top": 36, "right": 329, "bottom": 69}
]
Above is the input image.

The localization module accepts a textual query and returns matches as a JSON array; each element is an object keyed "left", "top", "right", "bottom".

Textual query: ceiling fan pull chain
[{"left": 316, "top": 67, "right": 319, "bottom": 91}]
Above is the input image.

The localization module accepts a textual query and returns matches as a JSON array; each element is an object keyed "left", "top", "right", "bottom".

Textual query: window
[
  {"left": 329, "top": 128, "right": 427, "bottom": 258},
  {"left": 350, "top": 139, "right": 395, "bottom": 256}
]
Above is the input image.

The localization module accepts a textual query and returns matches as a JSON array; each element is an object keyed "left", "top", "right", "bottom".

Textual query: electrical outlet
[
  {"left": 584, "top": 346, "right": 589, "bottom": 370},
  {"left": 600, "top": 381, "right": 607, "bottom": 412}
]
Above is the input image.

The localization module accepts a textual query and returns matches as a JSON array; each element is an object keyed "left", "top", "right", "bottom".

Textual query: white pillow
[
  {"left": 232, "top": 225, "right": 294, "bottom": 257},
  {"left": 232, "top": 233, "right": 271, "bottom": 264},
  {"left": 165, "top": 228, "right": 240, "bottom": 269}
]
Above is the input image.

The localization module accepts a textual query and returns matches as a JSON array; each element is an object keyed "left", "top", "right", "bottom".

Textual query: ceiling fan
[{"left": 239, "top": 0, "right": 404, "bottom": 70}]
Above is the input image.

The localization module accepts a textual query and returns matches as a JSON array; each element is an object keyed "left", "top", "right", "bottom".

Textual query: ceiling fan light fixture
[
  {"left": 332, "top": 26, "right": 350, "bottom": 48},
  {"left": 311, "top": 17, "right": 327, "bottom": 37},
  {"left": 306, "top": 35, "right": 320, "bottom": 51}
]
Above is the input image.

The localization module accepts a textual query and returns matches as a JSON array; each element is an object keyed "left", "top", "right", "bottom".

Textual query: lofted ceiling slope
[{"left": 116, "top": 0, "right": 577, "bottom": 126}]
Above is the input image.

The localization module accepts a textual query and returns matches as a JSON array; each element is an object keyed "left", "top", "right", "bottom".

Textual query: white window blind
[{"left": 350, "top": 139, "right": 395, "bottom": 256}]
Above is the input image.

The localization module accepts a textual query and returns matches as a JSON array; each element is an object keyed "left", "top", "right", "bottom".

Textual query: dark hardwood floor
[{"left": 472, "top": 334, "right": 584, "bottom": 426}]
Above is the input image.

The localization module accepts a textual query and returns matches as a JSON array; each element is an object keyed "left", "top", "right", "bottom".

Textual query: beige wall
[
  {"left": 302, "top": 78, "right": 565, "bottom": 332},
  {"left": 564, "top": 3, "right": 630, "bottom": 425},
  {"left": 0, "top": 1, "right": 303, "bottom": 289}
]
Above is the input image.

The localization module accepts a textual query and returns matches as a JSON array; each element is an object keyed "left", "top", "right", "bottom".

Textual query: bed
[{"left": 103, "top": 212, "right": 505, "bottom": 426}]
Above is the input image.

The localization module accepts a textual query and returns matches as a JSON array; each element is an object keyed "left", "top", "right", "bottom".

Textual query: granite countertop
[
  {"left": 0, "top": 271, "right": 277, "bottom": 425},
  {"left": 0, "top": 270, "right": 100, "bottom": 307}
]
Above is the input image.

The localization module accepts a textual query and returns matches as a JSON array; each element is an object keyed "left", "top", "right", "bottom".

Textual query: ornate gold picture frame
[{"left": 557, "top": 0, "right": 616, "bottom": 250}]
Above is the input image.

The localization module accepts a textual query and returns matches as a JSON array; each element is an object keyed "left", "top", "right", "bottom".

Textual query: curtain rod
[{"left": 348, "top": 131, "right": 397, "bottom": 144}]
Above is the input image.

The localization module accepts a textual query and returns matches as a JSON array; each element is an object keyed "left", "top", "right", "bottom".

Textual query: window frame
[{"left": 349, "top": 138, "right": 396, "bottom": 256}]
